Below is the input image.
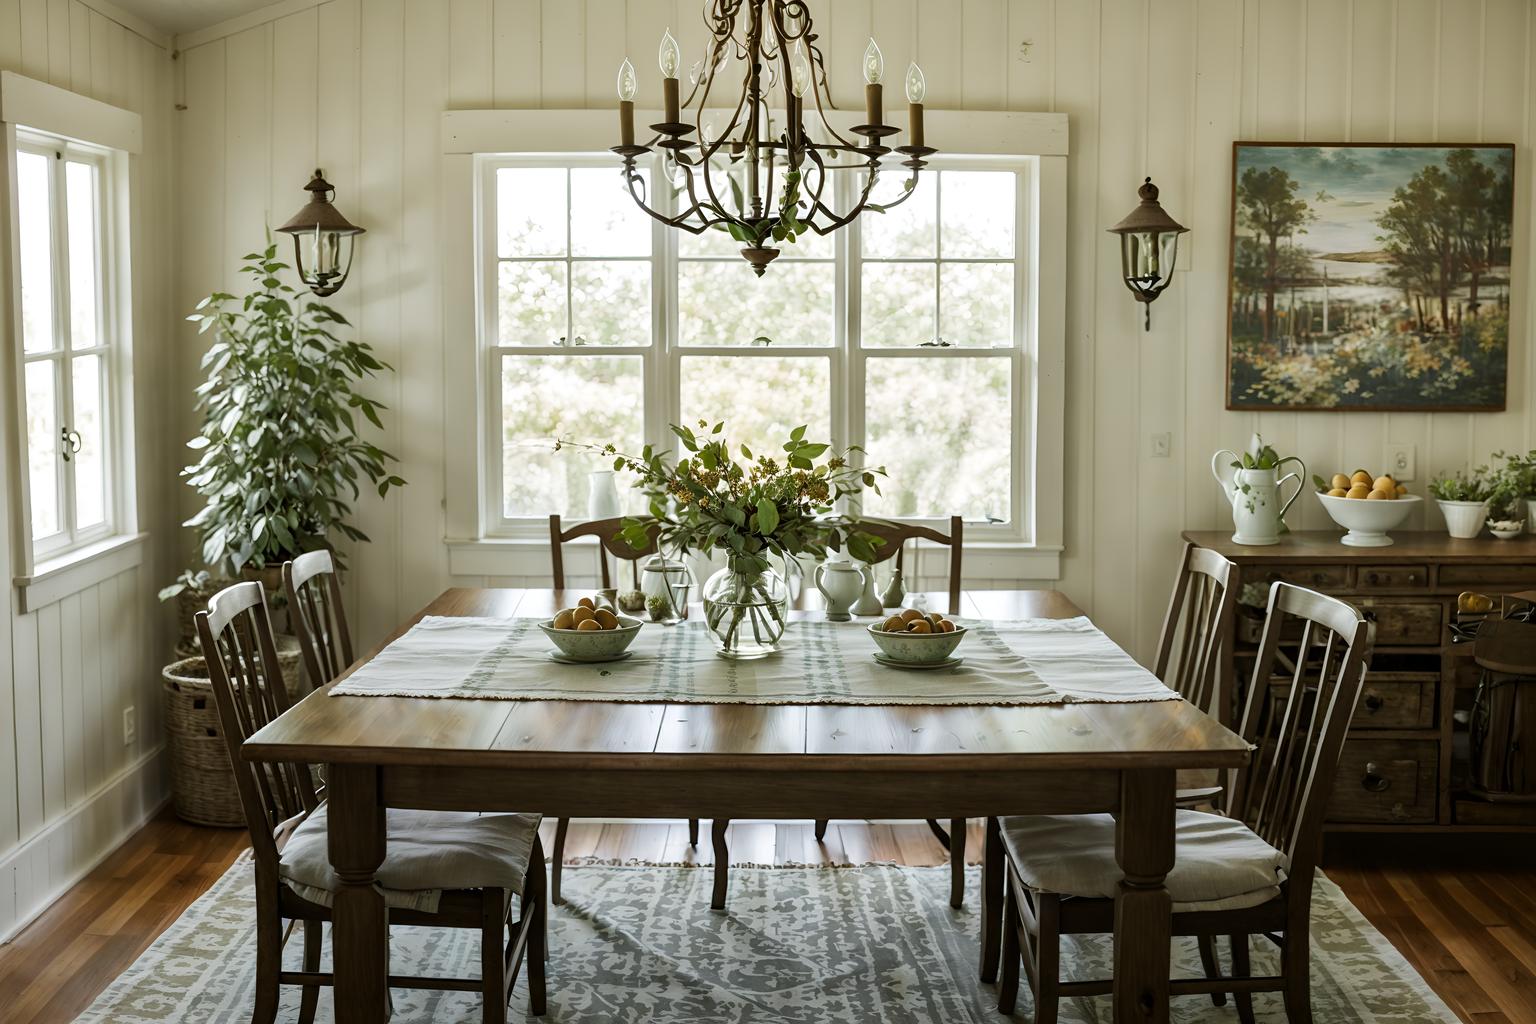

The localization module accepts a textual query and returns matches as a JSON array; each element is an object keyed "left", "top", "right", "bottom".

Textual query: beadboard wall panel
[
  {"left": 170, "top": 0, "right": 1536, "bottom": 668},
  {"left": 0, "top": 0, "right": 177, "bottom": 942}
]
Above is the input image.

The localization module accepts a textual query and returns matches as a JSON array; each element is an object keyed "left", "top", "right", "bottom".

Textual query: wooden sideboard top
[{"left": 1182, "top": 530, "right": 1536, "bottom": 563}]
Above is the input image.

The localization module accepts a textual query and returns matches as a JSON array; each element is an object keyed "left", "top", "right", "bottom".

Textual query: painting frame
[{"left": 1225, "top": 140, "right": 1516, "bottom": 413}]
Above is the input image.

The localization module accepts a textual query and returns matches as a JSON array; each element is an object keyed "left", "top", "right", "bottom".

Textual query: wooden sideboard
[{"left": 1184, "top": 530, "right": 1536, "bottom": 835}]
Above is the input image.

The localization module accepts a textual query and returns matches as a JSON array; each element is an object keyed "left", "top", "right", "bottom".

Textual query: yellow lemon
[
  {"left": 553, "top": 609, "right": 576, "bottom": 630},
  {"left": 1346, "top": 484, "right": 1371, "bottom": 499},
  {"left": 1350, "top": 470, "right": 1372, "bottom": 485},
  {"left": 937, "top": 619, "right": 956, "bottom": 633},
  {"left": 1327, "top": 487, "right": 1348, "bottom": 497},
  {"left": 1367, "top": 489, "right": 1391, "bottom": 500},
  {"left": 899, "top": 608, "right": 924, "bottom": 624},
  {"left": 572, "top": 606, "right": 595, "bottom": 625},
  {"left": 1373, "top": 476, "right": 1396, "bottom": 494},
  {"left": 576, "top": 618, "right": 601, "bottom": 631},
  {"left": 881, "top": 615, "right": 905, "bottom": 633},
  {"left": 593, "top": 608, "right": 618, "bottom": 630},
  {"left": 907, "top": 619, "right": 933, "bottom": 634},
  {"left": 577, "top": 597, "right": 595, "bottom": 610},
  {"left": 1330, "top": 473, "right": 1351, "bottom": 490}
]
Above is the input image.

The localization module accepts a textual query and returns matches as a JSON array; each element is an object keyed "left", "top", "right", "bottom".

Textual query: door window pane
[
  {"left": 940, "top": 263, "right": 1013, "bottom": 345},
  {"left": 863, "top": 357, "right": 1012, "bottom": 522},
  {"left": 571, "top": 262, "right": 650, "bottom": 344},
  {"left": 66, "top": 161, "right": 99, "bottom": 349},
  {"left": 72, "top": 354, "right": 107, "bottom": 529},
  {"left": 678, "top": 260, "right": 833, "bottom": 346},
  {"left": 680, "top": 356, "right": 831, "bottom": 459},
  {"left": 497, "top": 167, "right": 565, "bottom": 257},
  {"left": 25, "top": 362, "right": 59, "bottom": 538},
  {"left": 498, "top": 261, "right": 566, "bottom": 344},
  {"left": 17, "top": 151, "right": 54, "bottom": 354},
  {"left": 941, "top": 171, "right": 1014, "bottom": 258},
  {"left": 862, "top": 263, "right": 935, "bottom": 347},
  {"left": 500, "top": 355, "right": 644, "bottom": 518}
]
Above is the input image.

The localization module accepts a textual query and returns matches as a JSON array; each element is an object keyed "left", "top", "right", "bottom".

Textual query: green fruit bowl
[
  {"left": 538, "top": 615, "right": 643, "bottom": 661},
  {"left": 867, "top": 623, "right": 968, "bottom": 665}
]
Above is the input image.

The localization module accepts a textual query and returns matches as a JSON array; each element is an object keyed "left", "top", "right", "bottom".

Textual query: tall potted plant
[
  {"left": 181, "top": 242, "right": 405, "bottom": 584},
  {"left": 562, "top": 421, "right": 884, "bottom": 659}
]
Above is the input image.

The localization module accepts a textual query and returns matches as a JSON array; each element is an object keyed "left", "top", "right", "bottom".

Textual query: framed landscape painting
[{"left": 1226, "top": 142, "right": 1515, "bottom": 411}]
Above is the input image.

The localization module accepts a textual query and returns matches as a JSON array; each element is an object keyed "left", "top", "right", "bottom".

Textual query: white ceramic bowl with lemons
[
  {"left": 539, "top": 614, "right": 643, "bottom": 661},
  {"left": 1315, "top": 492, "right": 1421, "bottom": 547}
]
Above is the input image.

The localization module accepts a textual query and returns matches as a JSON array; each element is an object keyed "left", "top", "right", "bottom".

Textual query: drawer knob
[
  {"left": 1367, "top": 572, "right": 1379, "bottom": 584},
  {"left": 1364, "top": 693, "right": 1384, "bottom": 713},
  {"left": 1362, "top": 762, "right": 1392, "bottom": 793}
]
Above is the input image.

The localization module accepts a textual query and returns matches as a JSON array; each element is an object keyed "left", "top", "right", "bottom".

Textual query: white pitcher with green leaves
[{"left": 1211, "top": 435, "right": 1305, "bottom": 546}]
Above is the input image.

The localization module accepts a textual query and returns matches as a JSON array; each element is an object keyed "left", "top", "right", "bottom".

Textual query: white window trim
[
  {"left": 441, "top": 108, "right": 1067, "bottom": 582},
  {"left": 1, "top": 71, "right": 141, "bottom": 608}
]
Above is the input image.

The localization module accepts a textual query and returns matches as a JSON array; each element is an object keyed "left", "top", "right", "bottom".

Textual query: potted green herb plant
[
  {"left": 1428, "top": 469, "right": 1492, "bottom": 539},
  {"left": 561, "top": 421, "right": 885, "bottom": 659},
  {"left": 181, "top": 242, "right": 405, "bottom": 586}
]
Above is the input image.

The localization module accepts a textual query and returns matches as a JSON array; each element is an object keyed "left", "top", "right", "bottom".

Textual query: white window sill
[
  {"left": 14, "top": 531, "right": 147, "bottom": 613},
  {"left": 446, "top": 537, "right": 1062, "bottom": 582}
]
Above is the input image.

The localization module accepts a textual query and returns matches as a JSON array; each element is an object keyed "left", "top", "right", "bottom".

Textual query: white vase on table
[{"left": 587, "top": 469, "right": 620, "bottom": 520}]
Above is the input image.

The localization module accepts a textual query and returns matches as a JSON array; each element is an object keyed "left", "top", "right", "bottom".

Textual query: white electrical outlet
[
  {"left": 1384, "top": 443, "right": 1416, "bottom": 481},
  {"left": 1150, "top": 432, "right": 1172, "bottom": 458},
  {"left": 122, "top": 705, "right": 137, "bottom": 746}
]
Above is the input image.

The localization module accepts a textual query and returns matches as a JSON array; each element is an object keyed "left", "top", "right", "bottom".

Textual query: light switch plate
[
  {"left": 1384, "top": 443, "right": 1416, "bottom": 481},
  {"left": 1150, "top": 432, "right": 1172, "bottom": 458}
]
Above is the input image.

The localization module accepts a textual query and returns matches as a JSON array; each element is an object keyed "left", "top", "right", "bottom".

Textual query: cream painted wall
[
  {"left": 0, "top": 1, "right": 178, "bottom": 939},
  {"left": 170, "top": 0, "right": 1536, "bottom": 670}
]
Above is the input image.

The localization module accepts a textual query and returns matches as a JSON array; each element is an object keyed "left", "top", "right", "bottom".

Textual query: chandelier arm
[{"left": 804, "top": 156, "right": 885, "bottom": 235}]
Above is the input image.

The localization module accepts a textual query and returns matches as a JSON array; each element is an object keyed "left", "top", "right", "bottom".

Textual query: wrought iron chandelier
[{"left": 612, "top": 0, "right": 936, "bottom": 276}]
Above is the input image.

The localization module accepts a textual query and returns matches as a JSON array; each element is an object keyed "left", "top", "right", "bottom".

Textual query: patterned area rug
[{"left": 76, "top": 855, "right": 1457, "bottom": 1023}]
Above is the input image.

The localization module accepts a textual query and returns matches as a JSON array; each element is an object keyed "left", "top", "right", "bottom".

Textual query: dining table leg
[
  {"left": 978, "top": 815, "right": 1003, "bottom": 982},
  {"left": 1113, "top": 768, "right": 1175, "bottom": 1024},
  {"left": 328, "top": 764, "right": 391, "bottom": 1023}
]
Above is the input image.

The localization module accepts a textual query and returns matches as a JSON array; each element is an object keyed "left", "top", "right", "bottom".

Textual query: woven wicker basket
[
  {"left": 172, "top": 634, "right": 307, "bottom": 695},
  {"left": 162, "top": 657, "right": 243, "bottom": 827}
]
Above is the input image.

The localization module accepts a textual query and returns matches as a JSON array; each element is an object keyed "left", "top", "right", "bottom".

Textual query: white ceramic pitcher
[
  {"left": 815, "top": 558, "right": 869, "bottom": 622},
  {"left": 1211, "top": 450, "right": 1305, "bottom": 546}
]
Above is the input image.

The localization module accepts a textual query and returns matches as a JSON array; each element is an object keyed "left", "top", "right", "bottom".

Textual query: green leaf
[{"left": 756, "top": 498, "right": 779, "bottom": 535}]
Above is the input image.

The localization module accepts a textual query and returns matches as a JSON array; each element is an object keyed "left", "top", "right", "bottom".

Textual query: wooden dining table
[{"left": 244, "top": 587, "right": 1250, "bottom": 1024}]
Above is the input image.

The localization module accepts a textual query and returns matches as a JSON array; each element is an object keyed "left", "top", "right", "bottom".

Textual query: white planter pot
[
  {"left": 1437, "top": 499, "right": 1489, "bottom": 539},
  {"left": 1527, "top": 497, "right": 1536, "bottom": 534}
]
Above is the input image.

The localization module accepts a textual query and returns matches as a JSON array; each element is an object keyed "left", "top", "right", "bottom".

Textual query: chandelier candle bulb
[
  {"left": 663, "top": 77, "right": 680, "bottom": 125},
  {"left": 616, "top": 58, "right": 637, "bottom": 146},
  {"left": 863, "top": 37, "right": 885, "bottom": 127}
]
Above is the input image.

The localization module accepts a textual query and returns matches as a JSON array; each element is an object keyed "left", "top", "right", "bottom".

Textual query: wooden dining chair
[
  {"left": 815, "top": 515, "right": 968, "bottom": 906},
  {"left": 196, "top": 581, "right": 548, "bottom": 1023},
  {"left": 1154, "top": 542, "right": 1236, "bottom": 717},
  {"left": 283, "top": 550, "right": 355, "bottom": 695},
  {"left": 547, "top": 514, "right": 698, "bottom": 905},
  {"left": 993, "top": 582, "right": 1373, "bottom": 1023}
]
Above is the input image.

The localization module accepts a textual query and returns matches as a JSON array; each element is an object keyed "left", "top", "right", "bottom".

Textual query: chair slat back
[
  {"left": 1153, "top": 543, "right": 1235, "bottom": 714},
  {"left": 548, "top": 514, "right": 659, "bottom": 590},
  {"left": 283, "top": 550, "right": 355, "bottom": 689},
  {"left": 856, "top": 516, "right": 964, "bottom": 616},
  {"left": 195, "top": 582, "right": 318, "bottom": 871},
  {"left": 1228, "top": 582, "right": 1373, "bottom": 887}
]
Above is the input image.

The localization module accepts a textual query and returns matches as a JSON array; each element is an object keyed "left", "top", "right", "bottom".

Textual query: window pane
[
  {"left": 680, "top": 356, "right": 831, "bottom": 458},
  {"left": 500, "top": 355, "right": 644, "bottom": 518},
  {"left": 71, "top": 354, "right": 107, "bottom": 529},
  {"left": 676, "top": 168, "right": 834, "bottom": 259},
  {"left": 571, "top": 262, "right": 650, "bottom": 344},
  {"left": 940, "top": 263, "right": 1013, "bottom": 346},
  {"left": 861, "top": 169, "right": 936, "bottom": 258},
  {"left": 17, "top": 151, "right": 54, "bottom": 354},
  {"left": 25, "top": 361, "right": 59, "bottom": 538},
  {"left": 497, "top": 167, "right": 566, "bottom": 257},
  {"left": 66, "top": 161, "right": 99, "bottom": 349},
  {"left": 861, "top": 263, "right": 935, "bottom": 347},
  {"left": 941, "top": 171, "right": 1014, "bottom": 258},
  {"left": 497, "top": 261, "right": 566, "bottom": 344},
  {"left": 864, "top": 357, "right": 1011, "bottom": 522},
  {"left": 570, "top": 168, "right": 651, "bottom": 257},
  {"left": 678, "top": 260, "right": 833, "bottom": 346}
]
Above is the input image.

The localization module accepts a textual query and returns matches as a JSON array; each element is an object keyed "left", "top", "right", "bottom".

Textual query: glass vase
[
  {"left": 702, "top": 560, "right": 790, "bottom": 659},
  {"left": 640, "top": 554, "right": 695, "bottom": 624}
]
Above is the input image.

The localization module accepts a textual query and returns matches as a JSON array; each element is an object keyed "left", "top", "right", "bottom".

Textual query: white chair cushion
[
  {"left": 1001, "top": 809, "right": 1288, "bottom": 912},
  {"left": 279, "top": 803, "right": 542, "bottom": 913}
]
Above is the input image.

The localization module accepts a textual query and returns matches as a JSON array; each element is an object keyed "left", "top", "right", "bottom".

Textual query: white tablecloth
[{"left": 327, "top": 616, "right": 1179, "bottom": 707}]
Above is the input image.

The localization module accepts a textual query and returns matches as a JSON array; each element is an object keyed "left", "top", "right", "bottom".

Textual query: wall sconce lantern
[
  {"left": 276, "top": 169, "right": 365, "bottom": 297},
  {"left": 1108, "top": 177, "right": 1187, "bottom": 331}
]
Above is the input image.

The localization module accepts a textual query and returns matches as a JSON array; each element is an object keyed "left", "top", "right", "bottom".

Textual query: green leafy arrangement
[
  {"left": 1428, "top": 470, "right": 1492, "bottom": 504},
  {"left": 558, "top": 420, "right": 886, "bottom": 575},
  {"left": 1230, "top": 433, "right": 1284, "bottom": 471},
  {"left": 181, "top": 243, "right": 405, "bottom": 575},
  {"left": 1488, "top": 450, "right": 1536, "bottom": 519}
]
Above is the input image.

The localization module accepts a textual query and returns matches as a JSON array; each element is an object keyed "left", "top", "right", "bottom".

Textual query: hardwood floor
[{"left": 0, "top": 811, "right": 1530, "bottom": 1023}]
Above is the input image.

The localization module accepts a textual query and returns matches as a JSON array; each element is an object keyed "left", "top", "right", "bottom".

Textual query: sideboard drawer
[
  {"left": 1327, "top": 739, "right": 1438, "bottom": 824},
  {"left": 1359, "top": 602, "right": 1442, "bottom": 645},
  {"left": 1356, "top": 565, "right": 1429, "bottom": 589},
  {"left": 1439, "top": 564, "right": 1536, "bottom": 587},
  {"left": 1251, "top": 565, "right": 1350, "bottom": 590},
  {"left": 1354, "top": 674, "right": 1436, "bottom": 729}
]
